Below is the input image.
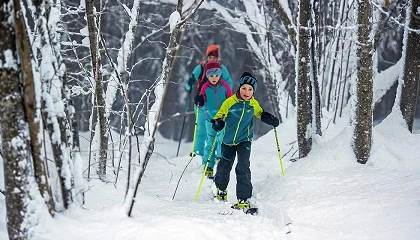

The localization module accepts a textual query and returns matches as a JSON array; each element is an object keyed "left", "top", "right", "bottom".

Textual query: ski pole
[
  {"left": 189, "top": 106, "right": 199, "bottom": 157},
  {"left": 172, "top": 153, "right": 195, "bottom": 200},
  {"left": 176, "top": 90, "right": 192, "bottom": 157},
  {"left": 274, "top": 127, "right": 285, "bottom": 176},
  {"left": 194, "top": 132, "right": 218, "bottom": 201}
]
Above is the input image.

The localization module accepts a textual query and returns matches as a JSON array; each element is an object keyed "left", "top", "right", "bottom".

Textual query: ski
[
  {"left": 285, "top": 222, "right": 292, "bottom": 234},
  {"left": 242, "top": 206, "right": 259, "bottom": 215},
  {"left": 217, "top": 205, "right": 259, "bottom": 216}
]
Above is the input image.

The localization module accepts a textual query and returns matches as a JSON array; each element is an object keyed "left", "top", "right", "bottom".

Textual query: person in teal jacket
[
  {"left": 194, "top": 61, "right": 233, "bottom": 178},
  {"left": 185, "top": 44, "right": 233, "bottom": 157},
  {"left": 210, "top": 72, "right": 279, "bottom": 209}
]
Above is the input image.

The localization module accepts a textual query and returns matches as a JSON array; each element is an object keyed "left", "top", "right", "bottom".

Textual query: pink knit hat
[{"left": 206, "top": 61, "right": 222, "bottom": 77}]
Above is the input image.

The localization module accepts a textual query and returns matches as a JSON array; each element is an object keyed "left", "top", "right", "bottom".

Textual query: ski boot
[
  {"left": 233, "top": 199, "right": 250, "bottom": 209},
  {"left": 204, "top": 167, "right": 214, "bottom": 179},
  {"left": 215, "top": 188, "right": 228, "bottom": 201},
  {"left": 232, "top": 199, "right": 258, "bottom": 215}
]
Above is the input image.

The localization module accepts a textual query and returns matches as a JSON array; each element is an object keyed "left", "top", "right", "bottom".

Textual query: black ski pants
[{"left": 214, "top": 141, "right": 252, "bottom": 200}]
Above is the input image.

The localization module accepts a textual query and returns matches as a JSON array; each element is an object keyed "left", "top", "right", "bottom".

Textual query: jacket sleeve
[
  {"left": 221, "top": 65, "right": 233, "bottom": 89},
  {"left": 190, "top": 64, "right": 203, "bottom": 85},
  {"left": 250, "top": 98, "right": 264, "bottom": 119},
  {"left": 219, "top": 80, "right": 233, "bottom": 98},
  {"left": 199, "top": 83, "right": 208, "bottom": 103},
  {"left": 213, "top": 96, "right": 235, "bottom": 120}
]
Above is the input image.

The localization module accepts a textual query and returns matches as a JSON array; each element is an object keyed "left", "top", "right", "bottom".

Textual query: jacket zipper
[{"left": 232, "top": 101, "right": 245, "bottom": 145}]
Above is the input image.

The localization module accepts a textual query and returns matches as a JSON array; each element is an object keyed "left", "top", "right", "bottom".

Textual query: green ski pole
[
  {"left": 194, "top": 133, "right": 218, "bottom": 201},
  {"left": 274, "top": 127, "right": 285, "bottom": 176}
]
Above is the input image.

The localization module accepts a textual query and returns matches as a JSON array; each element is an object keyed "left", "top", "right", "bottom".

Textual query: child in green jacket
[{"left": 211, "top": 72, "right": 279, "bottom": 209}]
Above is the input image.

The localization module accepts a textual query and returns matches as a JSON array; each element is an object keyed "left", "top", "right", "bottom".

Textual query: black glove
[
  {"left": 261, "top": 111, "right": 279, "bottom": 127},
  {"left": 194, "top": 94, "right": 204, "bottom": 107},
  {"left": 185, "top": 76, "right": 195, "bottom": 92},
  {"left": 211, "top": 118, "right": 225, "bottom": 131}
]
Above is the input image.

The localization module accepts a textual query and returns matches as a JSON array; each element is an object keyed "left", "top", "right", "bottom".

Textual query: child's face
[
  {"left": 208, "top": 75, "right": 221, "bottom": 84},
  {"left": 239, "top": 84, "right": 254, "bottom": 100},
  {"left": 207, "top": 56, "right": 218, "bottom": 61}
]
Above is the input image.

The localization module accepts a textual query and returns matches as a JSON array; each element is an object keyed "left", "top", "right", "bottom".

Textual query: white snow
[
  {"left": 169, "top": 11, "right": 181, "bottom": 33},
  {"left": 1, "top": 109, "right": 420, "bottom": 239},
  {"left": 1, "top": 49, "right": 18, "bottom": 70}
]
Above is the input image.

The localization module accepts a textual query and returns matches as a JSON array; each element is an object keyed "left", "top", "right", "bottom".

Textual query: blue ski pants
[
  {"left": 202, "top": 120, "right": 223, "bottom": 168},
  {"left": 193, "top": 106, "right": 206, "bottom": 156}
]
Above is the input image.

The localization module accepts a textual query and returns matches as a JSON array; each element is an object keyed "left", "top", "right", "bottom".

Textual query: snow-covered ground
[{"left": 1, "top": 111, "right": 420, "bottom": 240}]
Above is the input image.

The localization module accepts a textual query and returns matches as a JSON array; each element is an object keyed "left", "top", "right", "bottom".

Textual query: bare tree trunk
[
  {"left": 326, "top": 0, "right": 346, "bottom": 111},
  {"left": 128, "top": 18, "right": 183, "bottom": 216},
  {"left": 311, "top": 0, "right": 322, "bottom": 136},
  {"left": 353, "top": 0, "right": 373, "bottom": 164},
  {"left": 340, "top": 41, "right": 353, "bottom": 118},
  {"left": 0, "top": 70, "right": 34, "bottom": 239},
  {"left": 318, "top": 1, "right": 328, "bottom": 101},
  {"left": 87, "top": 106, "right": 97, "bottom": 180},
  {"left": 13, "top": 0, "right": 56, "bottom": 214},
  {"left": 334, "top": 25, "right": 350, "bottom": 123},
  {"left": 400, "top": 0, "right": 420, "bottom": 133},
  {"left": 1, "top": 1, "right": 37, "bottom": 237},
  {"left": 34, "top": 0, "right": 74, "bottom": 210},
  {"left": 86, "top": 0, "right": 109, "bottom": 180},
  {"left": 42, "top": 104, "right": 73, "bottom": 209},
  {"left": 100, "top": 0, "right": 141, "bottom": 193},
  {"left": 68, "top": 96, "right": 84, "bottom": 204},
  {"left": 312, "top": 72, "right": 322, "bottom": 136},
  {"left": 296, "top": 0, "right": 312, "bottom": 158}
]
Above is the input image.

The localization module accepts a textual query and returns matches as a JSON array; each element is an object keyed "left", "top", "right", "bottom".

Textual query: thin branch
[{"left": 269, "top": 0, "right": 297, "bottom": 50}]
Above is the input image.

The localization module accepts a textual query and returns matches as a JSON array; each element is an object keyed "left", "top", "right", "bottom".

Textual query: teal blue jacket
[
  {"left": 213, "top": 93, "right": 264, "bottom": 145},
  {"left": 199, "top": 79, "right": 233, "bottom": 120}
]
